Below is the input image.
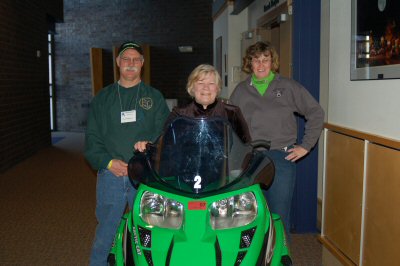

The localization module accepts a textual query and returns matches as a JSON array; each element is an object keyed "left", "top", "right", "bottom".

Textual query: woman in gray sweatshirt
[{"left": 230, "top": 41, "right": 324, "bottom": 235}]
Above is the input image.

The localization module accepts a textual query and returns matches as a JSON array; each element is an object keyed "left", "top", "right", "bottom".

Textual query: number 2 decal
[{"left": 194, "top": 175, "right": 202, "bottom": 189}]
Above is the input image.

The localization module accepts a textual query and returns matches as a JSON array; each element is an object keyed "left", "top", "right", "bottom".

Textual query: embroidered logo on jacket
[
  {"left": 272, "top": 89, "right": 282, "bottom": 98},
  {"left": 139, "top": 97, "right": 153, "bottom": 110}
]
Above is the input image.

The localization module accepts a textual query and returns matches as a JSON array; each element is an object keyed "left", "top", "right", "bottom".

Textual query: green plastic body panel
[{"left": 109, "top": 184, "right": 291, "bottom": 266}]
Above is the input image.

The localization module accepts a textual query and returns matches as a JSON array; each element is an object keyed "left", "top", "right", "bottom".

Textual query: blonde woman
[{"left": 135, "top": 64, "right": 250, "bottom": 151}]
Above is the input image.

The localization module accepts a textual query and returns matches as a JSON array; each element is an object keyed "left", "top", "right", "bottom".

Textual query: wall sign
[{"left": 264, "top": 0, "right": 281, "bottom": 12}]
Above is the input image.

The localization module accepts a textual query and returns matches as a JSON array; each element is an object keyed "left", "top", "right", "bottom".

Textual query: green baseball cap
[{"left": 118, "top": 41, "right": 143, "bottom": 56}]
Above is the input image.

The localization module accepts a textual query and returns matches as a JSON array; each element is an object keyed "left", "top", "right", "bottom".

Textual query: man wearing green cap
[{"left": 84, "top": 41, "right": 170, "bottom": 265}]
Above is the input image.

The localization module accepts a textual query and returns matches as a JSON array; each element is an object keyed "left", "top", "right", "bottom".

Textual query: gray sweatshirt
[{"left": 230, "top": 74, "right": 324, "bottom": 151}]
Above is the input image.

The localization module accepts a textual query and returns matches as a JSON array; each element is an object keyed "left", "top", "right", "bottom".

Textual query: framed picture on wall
[{"left": 350, "top": 0, "right": 400, "bottom": 80}]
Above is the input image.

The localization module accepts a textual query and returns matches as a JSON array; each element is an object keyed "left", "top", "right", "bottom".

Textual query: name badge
[{"left": 121, "top": 110, "right": 136, "bottom": 123}]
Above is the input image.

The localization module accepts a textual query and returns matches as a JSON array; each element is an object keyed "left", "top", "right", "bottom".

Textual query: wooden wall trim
[
  {"left": 318, "top": 236, "right": 357, "bottom": 266},
  {"left": 325, "top": 123, "right": 400, "bottom": 150}
]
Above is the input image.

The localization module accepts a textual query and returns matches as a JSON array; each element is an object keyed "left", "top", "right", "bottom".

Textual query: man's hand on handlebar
[{"left": 134, "top": 141, "right": 150, "bottom": 152}]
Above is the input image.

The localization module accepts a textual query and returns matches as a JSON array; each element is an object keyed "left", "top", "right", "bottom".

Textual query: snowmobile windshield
[{"left": 129, "top": 116, "right": 274, "bottom": 197}]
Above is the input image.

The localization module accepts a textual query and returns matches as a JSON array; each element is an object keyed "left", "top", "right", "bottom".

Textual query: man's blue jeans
[
  {"left": 89, "top": 169, "right": 136, "bottom": 266},
  {"left": 262, "top": 149, "right": 296, "bottom": 235}
]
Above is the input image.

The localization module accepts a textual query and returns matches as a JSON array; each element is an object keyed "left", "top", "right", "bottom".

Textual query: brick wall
[
  {"left": 55, "top": 0, "right": 213, "bottom": 131},
  {"left": 0, "top": 0, "right": 63, "bottom": 173}
]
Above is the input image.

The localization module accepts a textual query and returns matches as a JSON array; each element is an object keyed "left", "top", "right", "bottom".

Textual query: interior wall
[
  {"left": 319, "top": 0, "right": 400, "bottom": 230},
  {"left": 0, "top": 0, "right": 63, "bottom": 173},
  {"left": 213, "top": 6, "right": 229, "bottom": 97},
  {"left": 226, "top": 8, "right": 249, "bottom": 98},
  {"left": 319, "top": 0, "right": 400, "bottom": 201},
  {"left": 214, "top": 4, "right": 248, "bottom": 98},
  {"left": 55, "top": 0, "right": 213, "bottom": 131},
  {"left": 291, "top": 0, "right": 322, "bottom": 232},
  {"left": 326, "top": 0, "right": 400, "bottom": 140},
  {"left": 247, "top": 0, "right": 286, "bottom": 28}
]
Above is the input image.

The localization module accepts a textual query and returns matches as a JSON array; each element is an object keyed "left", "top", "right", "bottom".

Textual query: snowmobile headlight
[
  {"left": 209, "top": 192, "right": 257, "bottom": 229},
  {"left": 140, "top": 191, "right": 184, "bottom": 229}
]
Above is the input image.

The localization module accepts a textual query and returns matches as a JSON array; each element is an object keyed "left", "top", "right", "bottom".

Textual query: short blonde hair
[
  {"left": 186, "top": 64, "right": 222, "bottom": 96},
  {"left": 242, "top": 41, "right": 279, "bottom": 74}
]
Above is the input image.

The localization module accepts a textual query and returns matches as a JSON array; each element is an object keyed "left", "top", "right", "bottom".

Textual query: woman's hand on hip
[{"left": 285, "top": 145, "right": 308, "bottom": 162}]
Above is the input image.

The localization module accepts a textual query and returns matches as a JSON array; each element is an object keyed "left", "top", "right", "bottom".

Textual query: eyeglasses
[
  {"left": 251, "top": 58, "right": 271, "bottom": 65},
  {"left": 120, "top": 56, "right": 144, "bottom": 64}
]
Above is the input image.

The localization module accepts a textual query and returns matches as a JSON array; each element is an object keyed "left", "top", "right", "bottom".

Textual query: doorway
[
  {"left": 48, "top": 33, "right": 55, "bottom": 131},
  {"left": 258, "top": 3, "right": 293, "bottom": 78}
]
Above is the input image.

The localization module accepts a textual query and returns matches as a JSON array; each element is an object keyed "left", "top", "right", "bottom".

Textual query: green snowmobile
[{"left": 108, "top": 116, "right": 292, "bottom": 266}]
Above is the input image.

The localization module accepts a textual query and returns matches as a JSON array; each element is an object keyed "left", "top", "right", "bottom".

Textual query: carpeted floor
[
  {"left": 0, "top": 132, "right": 96, "bottom": 265},
  {"left": 0, "top": 132, "right": 322, "bottom": 265}
]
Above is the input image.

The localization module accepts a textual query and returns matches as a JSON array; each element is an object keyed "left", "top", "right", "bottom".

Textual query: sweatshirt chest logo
[
  {"left": 272, "top": 89, "right": 282, "bottom": 98},
  {"left": 139, "top": 97, "right": 153, "bottom": 110}
]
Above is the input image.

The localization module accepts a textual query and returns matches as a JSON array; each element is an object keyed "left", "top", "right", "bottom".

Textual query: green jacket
[{"left": 84, "top": 82, "right": 170, "bottom": 170}]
